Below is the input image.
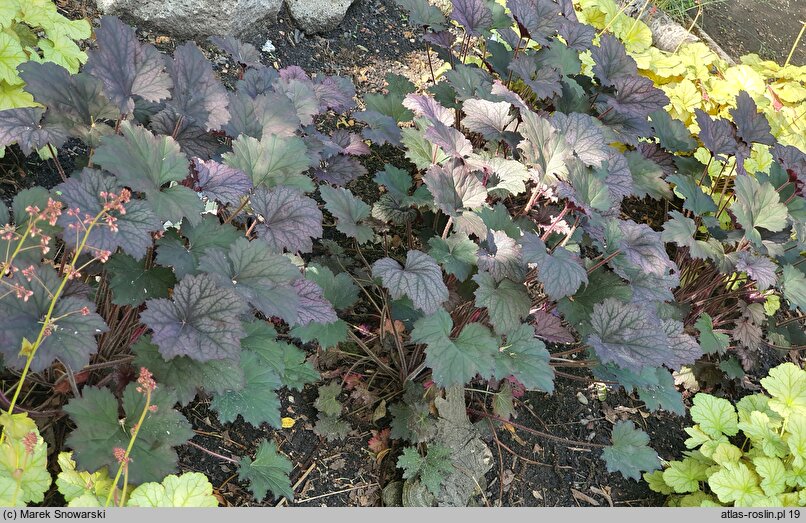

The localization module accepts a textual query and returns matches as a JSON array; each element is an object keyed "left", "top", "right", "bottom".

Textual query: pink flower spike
[
  {"left": 21, "top": 265, "right": 35, "bottom": 282},
  {"left": 113, "top": 447, "right": 130, "bottom": 464},
  {"left": 80, "top": 306, "right": 91, "bottom": 316},
  {"left": 137, "top": 367, "right": 157, "bottom": 393},
  {"left": 22, "top": 432, "right": 38, "bottom": 455}
]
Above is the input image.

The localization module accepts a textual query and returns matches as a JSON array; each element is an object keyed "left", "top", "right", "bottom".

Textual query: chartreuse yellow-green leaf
[
  {"left": 690, "top": 394, "right": 738, "bottom": 439},
  {"left": 737, "top": 411, "right": 787, "bottom": 458},
  {"left": 662, "top": 458, "right": 710, "bottom": 493},
  {"left": 0, "top": 413, "right": 51, "bottom": 506},
  {"left": 752, "top": 456, "right": 787, "bottom": 497},
  {"left": 711, "top": 443, "right": 743, "bottom": 466},
  {"left": 708, "top": 462, "right": 764, "bottom": 506},
  {"left": 786, "top": 415, "right": 806, "bottom": 469},
  {"left": 643, "top": 470, "right": 674, "bottom": 495},
  {"left": 126, "top": 473, "right": 218, "bottom": 507},
  {"left": 761, "top": 363, "right": 806, "bottom": 419},
  {"left": 55, "top": 452, "right": 114, "bottom": 506}
]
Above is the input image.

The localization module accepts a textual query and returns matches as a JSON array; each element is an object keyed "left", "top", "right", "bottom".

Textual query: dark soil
[{"left": 698, "top": 0, "right": 806, "bottom": 65}]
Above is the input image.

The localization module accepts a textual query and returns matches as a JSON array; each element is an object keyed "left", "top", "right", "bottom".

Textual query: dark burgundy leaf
[
  {"left": 313, "top": 155, "right": 368, "bottom": 186},
  {"left": 450, "top": 0, "right": 493, "bottom": 36},
  {"left": 532, "top": 310, "right": 575, "bottom": 344},
  {"left": 604, "top": 76, "right": 670, "bottom": 118},
  {"left": 149, "top": 107, "right": 220, "bottom": 159},
  {"left": 694, "top": 109, "right": 738, "bottom": 159},
  {"left": 558, "top": 18, "right": 595, "bottom": 50},
  {"left": 0, "top": 107, "right": 67, "bottom": 155},
  {"left": 729, "top": 91, "right": 774, "bottom": 146},
  {"left": 208, "top": 36, "right": 263, "bottom": 67},
  {"left": 591, "top": 34, "right": 637, "bottom": 87},
  {"left": 251, "top": 186, "right": 323, "bottom": 254},
  {"left": 313, "top": 75, "right": 357, "bottom": 112},
  {"left": 507, "top": 0, "right": 561, "bottom": 45},
  {"left": 236, "top": 67, "right": 281, "bottom": 98},
  {"left": 423, "top": 30, "right": 456, "bottom": 48},
  {"left": 167, "top": 42, "right": 230, "bottom": 130},
  {"left": 508, "top": 55, "right": 562, "bottom": 99}
]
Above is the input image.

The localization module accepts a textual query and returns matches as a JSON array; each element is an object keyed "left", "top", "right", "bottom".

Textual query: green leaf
[
  {"left": 428, "top": 233, "right": 478, "bottom": 282},
  {"left": 737, "top": 411, "right": 787, "bottom": 458},
  {"left": 493, "top": 324, "right": 554, "bottom": 393},
  {"left": 314, "top": 383, "right": 343, "bottom": 417},
  {"left": 662, "top": 457, "right": 710, "bottom": 493},
  {"left": 56, "top": 452, "right": 114, "bottom": 505},
  {"left": 780, "top": 265, "right": 806, "bottom": 312},
  {"left": 695, "top": 313, "right": 730, "bottom": 355},
  {"left": 240, "top": 321, "right": 318, "bottom": 391},
  {"left": 788, "top": 415, "right": 806, "bottom": 469},
  {"left": 304, "top": 264, "right": 358, "bottom": 310},
  {"left": 155, "top": 216, "right": 240, "bottom": 279},
  {"left": 649, "top": 110, "right": 697, "bottom": 152},
  {"left": 761, "top": 363, "right": 806, "bottom": 419},
  {"left": 127, "top": 473, "right": 218, "bottom": 507},
  {"left": 210, "top": 349, "right": 282, "bottom": 428},
  {"left": 0, "top": 414, "right": 50, "bottom": 506},
  {"left": 492, "top": 381, "right": 515, "bottom": 421},
  {"left": 690, "top": 393, "right": 738, "bottom": 438},
  {"left": 288, "top": 319, "right": 349, "bottom": 350},
  {"left": 64, "top": 384, "right": 193, "bottom": 484},
  {"left": 106, "top": 253, "right": 176, "bottom": 306},
  {"left": 643, "top": 470, "right": 674, "bottom": 495},
  {"left": 733, "top": 174, "right": 789, "bottom": 246},
  {"left": 397, "top": 445, "right": 454, "bottom": 496},
  {"left": 0, "top": 32, "right": 26, "bottom": 85},
  {"left": 601, "top": 421, "right": 660, "bottom": 480},
  {"left": 625, "top": 150, "right": 670, "bottom": 200},
  {"left": 223, "top": 134, "right": 313, "bottom": 192},
  {"left": 132, "top": 337, "right": 244, "bottom": 406},
  {"left": 411, "top": 309, "right": 498, "bottom": 387},
  {"left": 313, "top": 415, "right": 350, "bottom": 441},
  {"left": 320, "top": 185, "right": 373, "bottom": 244},
  {"left": 93, "top": 121, "right": 203, "bottom": 224},
  {"left": 472, "top": 272, "right": 530, "bottom": 335},
  {"left": 521, "top": 234, "right": 588, "bottom": 299},
  {"left": 708, "top": 462, "right": 763, "bottom": 506},
  {"left": 753, "top": 456, "right": 787, "bottom": 497},
  {"left": 668, "top": 174, "right": 718, "bottom": 215},
  {"left": 238, "top": 440, "right": 293, "bottom": 501}
]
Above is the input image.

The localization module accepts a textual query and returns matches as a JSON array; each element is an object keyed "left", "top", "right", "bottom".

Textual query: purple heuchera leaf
[
  {"left": 85, "top": 16, "right": 173, "bottom": 114},
  {"left": 491, "top": 80, "right": 530, "bottom": 112},
  {"left": 225, "top": 91, "right": 300, "bottom": 139},
  {"left": 478, "top": 230, "right": 526, "bottom": 281},
  {"left": 424, "top": 159, "right": 487, "bottom": 217},
  {"left": 591, "top": 34, "right": 637, "bottom": 87},
  {"left": 193, "top": 158, "right": 252, "bottom": 206},
  {"left": 291, "top": 279, "right": 338, "bottom": 326},
  {"left": 208, "top": 36, "right": 263, "bottom": 67},
  {"left": 462, "top": 98, "right": 514, "bottom": 139},
  {"left": 508, "top": 55, "right": 562, "bottom": 100},
  {"left": 774, "top": 143, "right": 806, "bottom": 195},
  {"left": 0, "top": 267, "right": 107, "bottom": 372},
  {"left": 150, "top": 108, "right": 220, "bottom": 159},
  {"left": 587, "top": 298, "right": 672, "bottom": 372},
  {"left": 694, "top": 109, "right": 738, "bottom": 159},
  {"left": 735, "top": 251, "right": 777, "bottom": 291},
  {"left": 532, "top": 310, "right": 575, "bottom": 344},
  {"left": 637, "top": 142, "right": 676, "bottom": 177},
  {"left": 313, "top": 75, "right": 357, "bottom": 112},
  {"left": 236, "top": 67, "right": 280, "bottom": 98},
  {"left": 167, "top": 42, "right": 230, "bottom": 130},
  {"left": 423, "top": 30, "right": 456, "bottom": 49},
  {"left": 662, "top": 319, "right": 703, "bottom": 369},
  {"left": 251, "top": 186, "right": 323, "bottom": 254},
  {"left": 729, "top": 91, "right": 774, "bottom": 146},
  {"left": 450, "top": 0, "right": 493, "bottom": 36},
  {"left": 0, "top": 107, "right": 67, "bottom": 155},
  {"left": 550, "top": 112, "right": 609, "bottom": 168},
  {"left": 356, "top": 110, "right": 402, "bottom": 145},
  {"left": 507, "top": 0, "right": 561, "bottom": 45},
  {"left": 313, "top": 155, "right": 368, "bottom": 186},
  {"left": 558, "top": 18, "right": 595, "bottom": 50},
  {"left": 403, "top": 94, "right": 455, "bottom": 126},
  {"left": 604, "top": 76, "right": 670, "bottom": 118},
  {"left": 279, "top": 65, "right": 310, "bottom": 82},
  {"left": 615, "top": 220, "right": 676, "bottom": 278},
  {"left": 601, "top": 148, "right": 634, "bottom": 204},
  {"left": 372, "top": 250, "right": 448, "bottom": 314},
  {"left": 56, "top": 168, "right": 161, "bottom": 260},
  {"left": 328, "top": 130, "right": 370, "bottom": 156},
  {"left": 424, "top": 121, "right": 473, "bottom": 157},
  {"left": 141, "top": 273, "right": 247, "bottom": 362}
]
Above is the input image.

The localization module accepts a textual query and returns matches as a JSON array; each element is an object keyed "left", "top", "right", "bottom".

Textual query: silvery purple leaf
[
  {"left": 423, "top": 30, "right": 456, "bottom": 48},
  {"left": 774, "top": 143, "right": 806, "bottom": 194},
  {"left": 193, "top": 158, "right": 253, "bottom": 206},
  {"left": 141, "top": 273, "right": 247, "bottom": 362},
  {"left": 661, "top": 319, "right": 702, "bottom": 370},
  {"left": 616, "top": 220, "right": 676, "bottom": 277},
  {"left": 251, "top": 186, "right": 323, "bottom": 253},
  {"left": 328, "top": 130, "right": 370, "bottom": 156},
  {"left": 557, "top": 0, "right": 577, "bottom": 20},
  {"left": 506, "top": 0, "right": 561, "bottom": 45},
  {"left": 604, "top": 76, "right": 670, "bottom": 118},
  {"left": 355, "top": 110, "right": 402, "bottom": 146},
  {"left": 490, "top": 80, "right": 529, "bottom": 112},
  {"left": 591, "top": 34, "right": 637, "bottom": 87},
  {"left": 450, "top": 0, "right": 493, "bottom": 36},
  {"left": 694, "top": 109, "right": 738, "bottom": 159},
  {"left": 279, "top": 65, "right": 311, "bottom": 82},
  {"left": 292, "top": 279, "right": 338, "bottom": 326},
  {"left": 729, "top": 91, "right": 774, "bottom": 146},
  {"left": 597, "top": 109, "right": 653, "bottom": 147},
  {"left": 462, "top": 98, "right": 513, "bottom": 139},
  {"left": 236, "top": 67, "right": 280, "bottom": 98},
  {"left": 85, "top": 17, "right": 173, "bottom": 115},
  {"left": 733, "top": 317, "right": 762, "bottom": 350},
  {"left": 0, "top": 107, "right": 67, "bottom": 155},
  {"left": 601, "top": 148, "right": 634, "bottom": 204},
  {"left": 150, "top": 108, "right": 220, "bottom": 158},
  {"left": 558, "top": 18, "right": 595, "bottom": 50},
  {"left": 56, "top": 168, "right": 161, "bottom": 260},
  {"left": 372, "top": 250, "right": 448, "bottom": 314},
  {"left": 167, "top": 42, "right": 229, "bottom": 130},
  {"left": 403, "top": 94, "right": 455, "bottom": 126},
  {"left": 478, "top": 230, "right": 525, "bottom": 281},
  {"left": 735, "top": 251, "right": 777, "bottom": 291},
  {"left": 522, "top": 234, "right": 588, "bottom": 299},
  {"left": 224, "top": 91, "right": 300, "bottom": 139},
  {"left": 627, "top": 270, "right": 677, "bottom": 304},
  {"left": 508, "top": 55, "right": 562, "bottom": 100},
  {"left": 637, "top": 142, "right": 676, "bottom": 177},
  {"left": 551, "top": 112, "right": 609, "bottom": 168},
  {"left": 208, "top": 36, "right": 263, "bottom": 67},
  {"left": 424, "top": 159, "right": 487, "bottom": 217},
  {"left": 314, "top": 155, "right": 368, "bottom": 186},
  {"left": 532, "top": 310, "right": 575, "bottom": 344},
  {"left": 587, "top": 299, "right": 672, "bottom": 372},
  {"left": 313, "top": 75, "right": 357, "bottom": 112},
  {"left": 424, "top": 121, "right": 473, "bottom": 157},
  {"left": 517, "top": 109, "right": 572, "bottom": 183},
  {"left": 274, "top": 78, "right": 320, "bottom": 126}
]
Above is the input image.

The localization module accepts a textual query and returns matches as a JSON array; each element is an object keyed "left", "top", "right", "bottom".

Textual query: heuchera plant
[
  {"left": 0, "top": 15, "right": 362, "bottom": 502},
  {"left": 645, "top": 363, "right": 806, "bottom": 507}
]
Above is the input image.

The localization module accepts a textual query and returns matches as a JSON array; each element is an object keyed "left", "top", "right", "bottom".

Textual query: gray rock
[
  {"left": 95, "top": 0, "right": 283, "bottom": 38},
  {"left": 286, "top": 0, "right": 357, "bottom": 34}
]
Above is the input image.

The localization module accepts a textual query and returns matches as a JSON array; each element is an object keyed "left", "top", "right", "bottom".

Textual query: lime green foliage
[
  {"left": 0, "top": 412, "right": 51, "bottom": 506},
  {"left": 575, "top": 0, "right": 806, "bottom": 150},
  {"left": 645, "top": 363, "right": 806, "bottom": 506},
  {"left": 0, "top": 0, "right": 91, "bottom": 110},
  {"left": 56, "top": 452, "right": 218, "bottom": 507}
]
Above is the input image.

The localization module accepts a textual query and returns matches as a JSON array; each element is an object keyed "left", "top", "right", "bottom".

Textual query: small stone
[
  {"left": 286, "top": 0, "right": 358, "bottom": 34},
  {"left": 262, "top": 39, "right": 276, "bottom": 53},
  {"left": 576, "top": 391, "right": 588, "bottom": 405}
]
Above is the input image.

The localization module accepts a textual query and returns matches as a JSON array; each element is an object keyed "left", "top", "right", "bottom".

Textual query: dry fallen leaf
[{"left": 570, "top": 488, "right": 600, "bottom": 506}]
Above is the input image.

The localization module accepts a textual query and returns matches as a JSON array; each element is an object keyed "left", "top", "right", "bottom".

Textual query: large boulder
[
  {"left": 286, "top": 0, "right": 358, "bottom": 34},
  {"left": 95, "top": 0, "right": 284, "bottom": 38}
]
